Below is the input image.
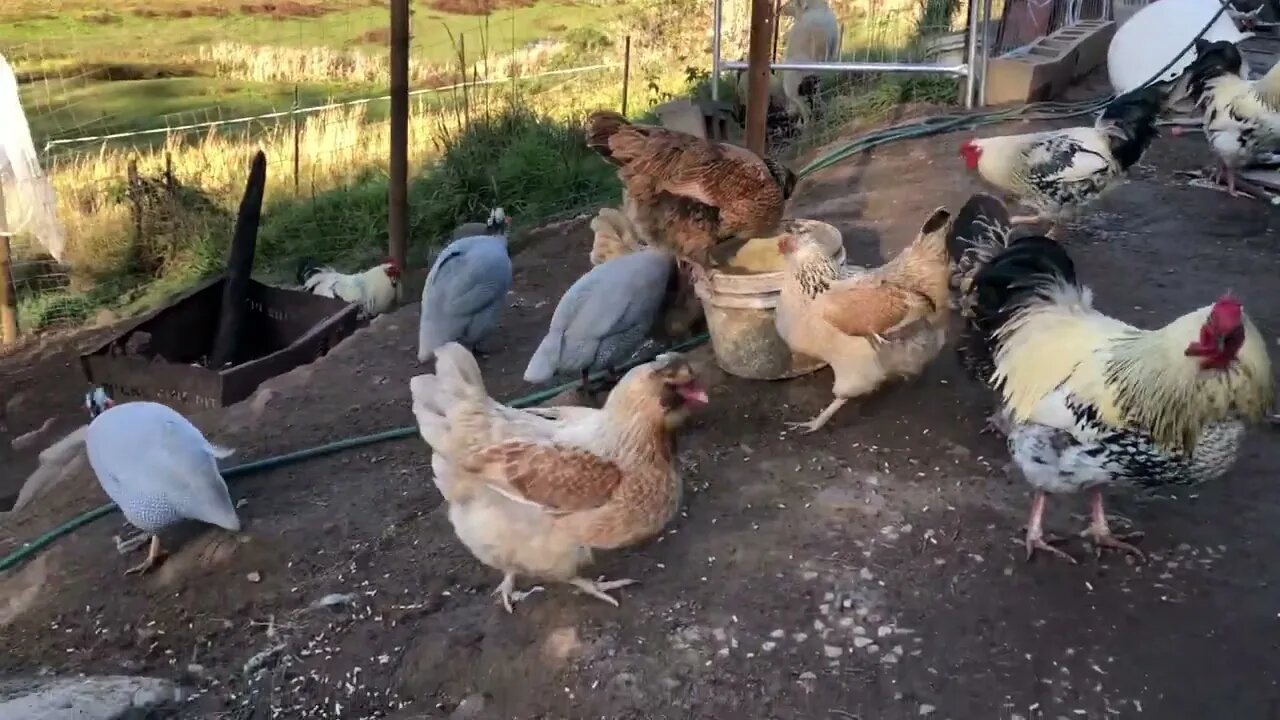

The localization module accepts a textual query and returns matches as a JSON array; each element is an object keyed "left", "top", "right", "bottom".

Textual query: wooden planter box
[{"left": 81, "top": 276, "right": 359, "bottom": 414}]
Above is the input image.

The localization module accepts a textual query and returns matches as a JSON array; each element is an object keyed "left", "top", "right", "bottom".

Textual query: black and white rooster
[
  {"left": 958, "top": 83, "right": 1170, "bottom": 237},
  {"left": 949, "top": 193, "right": 1274, "bottom": 564}
]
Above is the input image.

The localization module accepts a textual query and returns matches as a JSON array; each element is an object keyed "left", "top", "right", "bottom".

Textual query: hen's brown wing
[
  {"left": 817, "top": 280, "right": 937, "bottom": 339},
  {"left": 468, "top": 440, "right": 624, "bottom": 512}
]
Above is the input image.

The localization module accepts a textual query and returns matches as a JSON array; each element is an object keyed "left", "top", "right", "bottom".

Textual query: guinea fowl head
[
  {"left": 486, "top": 207, "right": 510, "bottom": 235},
  {"left": 85, "top": 387, "right": 114, "bottom": 419},
  {"left": 1185, "top": 294, "right": 1247, "bottom": 371}
]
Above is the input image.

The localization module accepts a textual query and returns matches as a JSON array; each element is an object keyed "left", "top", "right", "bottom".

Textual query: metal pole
[
  {"left": 389, "top": 0, "right": 410, "bottom": 280},
  {"left": 622, "top": 35, "right": 632, "bottom": 115},
  {"left": 745, "top": 0, "right": 774, "bottom": 154},
  {"left": 771, "top": 0, "right": 782, "bottom": 62},
  {"left": 292, "top": 85, "right": 301, "bottom": 195},
  {"left": 980, "top": 0, "right": 993, "bottom": 106},
  {"left": 720, "top": 59, "right": 968, "bottom": 74},
  {"left": 711, "top": 0, "right": 723, "bottom": 101},
  {"left": 964, "top": 0, "right": 980, "bottom": 109}
]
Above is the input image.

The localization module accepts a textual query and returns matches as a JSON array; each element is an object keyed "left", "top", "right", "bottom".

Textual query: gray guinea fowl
[
  {"left": 523, "top": 247, "right": 674, "bottom": 392},
  {"left": 84, "top": 388, "right": 240, "bottom": 575},
  {"left": 418, "top": 207, "right": 514, "bottom": 362}
]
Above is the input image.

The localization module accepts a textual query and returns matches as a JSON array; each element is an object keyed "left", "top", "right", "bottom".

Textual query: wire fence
[{"left": 0, "top": 0, "right": 630, "bottom": 338}]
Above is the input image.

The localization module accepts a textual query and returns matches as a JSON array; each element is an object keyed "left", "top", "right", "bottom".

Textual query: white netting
[{"left": 0, "top": 53, "right": 66, "bottom": 262}]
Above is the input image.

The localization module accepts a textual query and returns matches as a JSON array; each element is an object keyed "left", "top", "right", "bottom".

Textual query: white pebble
[
  {"left": 919, "top": 704, "right": 936, "bottom": 715},
  {"left": 823, "top": 645, "right": 843, "bottom": 658},
  {"left": 853, "top": 637, "right": 873, "bottom": 648}
]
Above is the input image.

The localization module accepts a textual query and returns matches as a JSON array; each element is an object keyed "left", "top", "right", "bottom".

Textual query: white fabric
[{"left": 0, "top": 52, "right": 65, "bottom": 262}]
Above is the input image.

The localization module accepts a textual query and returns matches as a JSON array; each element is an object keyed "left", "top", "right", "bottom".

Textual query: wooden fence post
[
  {"left": 388, "top": 0, "right": 411, "bottom": 286},
  {"left": 0, "top": 183, "right": 18, "bottom": 345}
]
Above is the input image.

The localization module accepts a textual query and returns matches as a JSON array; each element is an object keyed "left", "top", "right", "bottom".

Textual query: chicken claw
[
  {"left": 981, "top": 411, "right": 1011, "bottom": 436},
  {"left": 123, "top": 535, "right": 167, "bottom": 576},
  {"left": 492, "top": 573, "right": 545, "bottom": 614},
  {"left": 785, "top": 397, "right": 848, "bottom": 434},
  {"left": 1079, "top": 489, "right": 1145, "bottom": 561},
  {"left": 569, "top": 577, "right": 637, "bottom": 607},
  {"left": 114, "top": 531, "right": 150, "bottom": 555},
  {"left": 1023, "top": 491, "right": 1077, "bottom": 564}
]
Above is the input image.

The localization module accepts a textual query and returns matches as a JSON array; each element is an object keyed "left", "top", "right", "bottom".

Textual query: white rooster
[
  {"left": 1173, "top": 38, "right": 1280, "bottom": 196},
  {"left": 297, "top": 257, "right": 401, "bottom": 317}
]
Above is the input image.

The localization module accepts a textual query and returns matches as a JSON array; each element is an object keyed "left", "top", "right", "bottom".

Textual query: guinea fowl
[
  {"left": 524, "top": 248, "right": 689, "bottom": 398},
  {"left": 584, "top": 109, "right": 797, "bottom": 267},
  {"left": 418, "top": 207, "right": 514, "bottom": 362},
  {"left": 950, "top": 193, "right": 1274, "bottom": 562},
  {"left": 83, "top": 388, "right": 241, "bottom": 575}
]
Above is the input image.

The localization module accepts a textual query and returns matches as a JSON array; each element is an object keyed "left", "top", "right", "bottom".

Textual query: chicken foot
[
  {"left": 492, "top": 573, "right": 545, "bottom": 614},
  {"left": 1078, "top": 489, "right": 1145, "bottom": 561},
  {"left": 1023, "top": 491, "right": 1077, "bottom": 564},
  {"left": 568, "top": 576, "right": 637, "bottom": 607},
  {"left": 785, "top": 397, "right": 848, "bottom": 434},
  {"left": 124, "top": 534, "right": 168, "bottom": 576},
  {"left": 114, "top": 528, "right": 150, "bottom": 555}
]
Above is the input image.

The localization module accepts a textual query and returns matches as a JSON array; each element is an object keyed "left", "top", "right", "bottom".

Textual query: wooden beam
[
  {"left": 744, "top": 0, "right": 775, "bottom": 155},
  {"left": 0, "top": 182, "right": 17, "bottom": 345}
]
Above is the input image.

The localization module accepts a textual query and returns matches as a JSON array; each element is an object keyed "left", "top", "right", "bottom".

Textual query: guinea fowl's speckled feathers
[
  {"left": 523, "top": 248, "right": 674, "bottom": 384},
  {"left": 418, "top": 226, "right": 513, "bottom": 362},
  {"left": 85, "top": 401, "right": 239, "bottom": 534}
]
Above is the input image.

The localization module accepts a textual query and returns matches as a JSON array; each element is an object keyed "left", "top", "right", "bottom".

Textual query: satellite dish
[{"left": 1108, "top": 0, "right": 1253, "bottom": 96}]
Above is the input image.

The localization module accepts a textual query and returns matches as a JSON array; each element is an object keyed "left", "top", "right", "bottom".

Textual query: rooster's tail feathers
[
  {"left": 410, "top": 343, "right": 487, "bottom": 450},
  {"left": 947, "top": 193, "right": 1012, "bottom": 275},
  {"left": 296, "top": 257, "right": 324, "bottom": 286}
]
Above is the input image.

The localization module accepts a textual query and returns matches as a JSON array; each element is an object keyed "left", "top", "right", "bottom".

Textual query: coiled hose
[{"left": 0, "top": 1, "right": 1231, "bottom": 574}]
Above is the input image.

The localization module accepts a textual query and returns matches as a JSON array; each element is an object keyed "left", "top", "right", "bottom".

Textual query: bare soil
[{"left": 3, "top": 119, "right": 1280, "bottom": 719}]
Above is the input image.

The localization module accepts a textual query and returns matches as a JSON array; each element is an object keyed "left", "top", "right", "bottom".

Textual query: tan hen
[
  {"left": 775, "top": 208, "right": 954, "bottom": 432},
  {"left": 412, "top": 343, "right": 708, "bottom": 611}
]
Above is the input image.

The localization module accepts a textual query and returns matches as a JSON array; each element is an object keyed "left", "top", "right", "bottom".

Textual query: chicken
[
  {"left": 418, "top": 208, "right": 514, "bottom": 362},
  {"left": 1173, "top": 39, "right": 1280, "bottom": 196},
  {"left": 297, "top": 258, "right": 400, "bottom": 317},
  {"left": 958, "top": 83, "right": 1168, "bottom": 236},
  {"left": 83, "top": 388, "right": 241, "bottom": 575},
  {"left": 411, "top": 342, "right": 707, "bottom": 611},
  {"left": 524, "top": 248, "right": 693, "bottom": 397},
  {"left": 584, "top": 109, "right": 797, "bottom": 267},
  {"left": 950, "top": 194, "right": 1274, "bottom": 563},
  {"left": 775, "top": 208, "right": 954, "bottom": 432},
  {"left": 589, "top": 207, "right": 643, "bottom": 266}
]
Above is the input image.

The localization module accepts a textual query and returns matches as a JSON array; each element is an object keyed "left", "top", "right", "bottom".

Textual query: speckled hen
[
  {"left": 584, "top": 109, "right": 797, "bottom": 267},
  {"left": 83, "top": 388, "right": 241, "bottom": 575},
  {"left": 950, "top": 194, "right": 1274, "bottom": 563},
  {"left": 959, "top": 83, "right": 1169, "bottom": 236},
  {"left": 412, "top": 343, "right": 707, "bottom": 611},
  {"left": 418, "top": 207, "right": 514, "bottom": 362}
]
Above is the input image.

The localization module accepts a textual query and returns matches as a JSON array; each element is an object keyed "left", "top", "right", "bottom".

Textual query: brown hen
[
  {"left": 411, "top": 342, "right": 708, "bottom": 612},
  {"left": 585, "top": 109, "right": 797, "bottom": 267}
]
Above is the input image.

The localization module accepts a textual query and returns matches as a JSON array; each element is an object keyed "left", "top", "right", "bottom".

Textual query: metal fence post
[
  {"left": 389, "top": 0, "right": 410, "bottom": 283},
  {"left": 711, "top": 0, "right": 724, "bottom": 101},
  {"left": 964, "top": 0, "right": 980, "bottom": 108}
]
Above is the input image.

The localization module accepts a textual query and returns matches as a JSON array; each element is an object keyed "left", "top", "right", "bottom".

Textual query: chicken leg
[
  {"left": 492, "top": 572, "right": 545, "bottom": 614},
  {"left": 785, "top": 397, "right": 848, "bottom": 434},
  {"left": 1023, "top": 491, "right": 1077, "bottom": 564},
  {"left": 1078, "top": 489, "right": 1145, "bottom": 560},
  {"left": 568, "top": 576, "right": 637, "bottom": 607},
  {"left": 124, "top": 534, "right": 168, "bottom": 576}
]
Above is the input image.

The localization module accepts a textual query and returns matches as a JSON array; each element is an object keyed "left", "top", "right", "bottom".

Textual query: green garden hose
[
  {"left": 0, "top": 2, "right": 1234, "bottom": 575},
  {"left": 0, "top": 334, "right": 710, "bottom": 573}
]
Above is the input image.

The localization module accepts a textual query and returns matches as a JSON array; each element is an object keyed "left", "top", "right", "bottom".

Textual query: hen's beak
[{"left": 676, "top": 382, "right": 709, "bottom": 406}]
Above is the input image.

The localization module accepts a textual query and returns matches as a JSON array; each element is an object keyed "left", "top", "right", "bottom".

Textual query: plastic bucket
[{"left": 694, "top": 219, "right": 845, "bottom": 380}]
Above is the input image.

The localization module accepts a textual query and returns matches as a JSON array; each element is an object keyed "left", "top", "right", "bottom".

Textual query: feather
[{"left": 419, "top": 234, "right": 512, "bottom": 362}]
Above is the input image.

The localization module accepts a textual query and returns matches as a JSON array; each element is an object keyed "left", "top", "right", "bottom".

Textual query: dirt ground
[{"left": 3, "top": 113, "right": 1280, "bottom": 720}]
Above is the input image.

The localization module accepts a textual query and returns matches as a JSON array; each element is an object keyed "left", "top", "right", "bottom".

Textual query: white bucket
[
  {"left": 694, "top": 219, "right": 845, "bottom": 380},
  {"left": 1108, "top": 0, "right": 1253, "bottom": 95}
]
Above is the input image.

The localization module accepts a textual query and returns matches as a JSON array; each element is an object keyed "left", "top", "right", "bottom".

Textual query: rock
[
  {"left": 0, "top": 676, "right": 183, "bottom": 720},
  {"left": 450, "top": 693, "right": 487, "bottom": 719}
]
